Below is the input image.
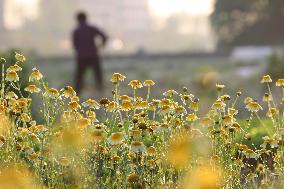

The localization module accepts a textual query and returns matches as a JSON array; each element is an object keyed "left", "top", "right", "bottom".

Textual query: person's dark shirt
[{"left": 72, "top": 23, "right": 107, "bottom": 58}]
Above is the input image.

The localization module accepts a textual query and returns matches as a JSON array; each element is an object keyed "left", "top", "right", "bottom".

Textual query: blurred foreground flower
[
  {"left": 0, "top": 164, "right": 42, "bottom": 189},
  {"left": 166, "top": 134, "right": 191, "bottom": 168},
  {"left": 183, "top": 165, "right": 223, "bottom": 189}
]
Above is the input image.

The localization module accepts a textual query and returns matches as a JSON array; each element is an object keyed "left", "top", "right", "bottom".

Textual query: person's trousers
[{"left": 74, "top": 56, "right": 103, "bottom": 94}]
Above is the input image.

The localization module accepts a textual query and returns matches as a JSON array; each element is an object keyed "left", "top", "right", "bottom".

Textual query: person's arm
[{"left": 93, "top": 27, "right": 108, "bottom": 47}]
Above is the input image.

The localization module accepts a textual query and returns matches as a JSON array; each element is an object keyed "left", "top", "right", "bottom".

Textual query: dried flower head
[
  {"left": 110, "top": 73, "right": 126, "bottom": 83},
  {"left": 44, "top": 88, "right": 59, "bottom": 99},
  {"left": 15, "top": 52, "right": 26, "bottom": 62},
  {"left": 143, "top": 80, "right": 155, "bottom": 87},
  {"left": 128, "top": 80, "right": 143, "bottom": 89},
  {"left": 6, "top": 71, "right": 19, "bottom": 82},
  {"left": 24, "top": 85, "right": 41, "bottom": 93},
  {"left": 261, "top": 75, "right": 272, "bottom": 83}
]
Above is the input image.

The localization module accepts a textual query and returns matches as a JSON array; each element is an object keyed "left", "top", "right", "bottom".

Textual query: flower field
[{"left": 0, "top": 53, "right": 284, "bottom": 189}]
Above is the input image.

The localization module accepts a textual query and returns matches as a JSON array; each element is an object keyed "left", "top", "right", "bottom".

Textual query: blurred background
[{"left": 1, "top": 0, "right": 284, "bottom": 114}]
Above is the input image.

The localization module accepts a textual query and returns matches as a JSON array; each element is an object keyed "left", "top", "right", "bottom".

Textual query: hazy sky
[
  {"left": 148, "top": 0, "right": 214, "bottom": 17},
  {"left": 4, "top": 0, "right": 214, "bottom": 29},
  {"left": 4, "top": 0, "right": 39, "bottom": 29},
  {"left": 2, "top": 0, "right": 216, "bottom": 54}
]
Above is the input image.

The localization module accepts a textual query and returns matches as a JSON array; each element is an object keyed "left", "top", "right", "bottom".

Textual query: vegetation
[
  {"left": 0, "top": 53, "right": 284, "bottom": 188},
  {"left": 211, "top": 0, "right": 284, "bottom": 47}
]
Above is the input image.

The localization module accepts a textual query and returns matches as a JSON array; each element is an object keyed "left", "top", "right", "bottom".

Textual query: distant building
[{"left": 77, "top": 0, "right": 152, "bottom": 52}]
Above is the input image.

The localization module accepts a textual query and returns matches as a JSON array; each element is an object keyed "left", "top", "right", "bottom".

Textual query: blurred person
[{"left": 72, "top": 11, "right": 108, "bottom": 95}]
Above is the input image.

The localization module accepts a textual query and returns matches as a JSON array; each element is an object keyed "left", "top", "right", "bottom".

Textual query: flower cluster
[{"left": 0, "top": 53, "right": 284, "bottom": 188}]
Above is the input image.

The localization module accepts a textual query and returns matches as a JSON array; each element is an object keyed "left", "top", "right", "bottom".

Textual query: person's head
[{"left": 76, "top": 12, "right": 87, "bottom": 24}]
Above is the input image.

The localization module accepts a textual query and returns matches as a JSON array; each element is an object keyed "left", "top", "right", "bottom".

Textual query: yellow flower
[
  {"left": 128, "top": 80, "right": 143, "bottom": 89},
  {"left": 69, "top": 97, "right": 79, "bottom": 103},
  {"left": 219, "top": 94, "right": 230, "bottom": 101},
  {"left": 86, "top": 110, "right": 99, "bottom": 122},
  {"left": 276, "top": 78, "right": 284, "bottom": 87},
  {"left": 24, "top": 85, "right": 41, "bottom": 93},
  {"left": 228, "top": 108, "right": 238, "bottom": 116},
  {"left": 20, "top": 113, "right": 31, "bottom": 123},
  {"left": 111, "top": 155, "right": 121, "bottom": 162},
  {"left": 29, "top": 68, "right": 43, "bottom": 82},
  {"left": 163, "top": 89, "right": 178, "bottom": 97},
  {"left": 77, "top": 118, "right": 90, "bottom": 128},
  {"left": 15, "top": 52, "right": 26, "bottom": 62},
  {"left": 7, "top": 64, "right": 22, "bottom": 72},
  {"left": 186, "top": 113, "right": 198, "bottom": 122},
  {"left": 174, "top": 106, "right": 187, "bottom": 116},
  {"left": 92, "top": 126, "right": 105, "bottom": 142},
  {"left": 189, "top": 100, "right": 199, "bottom": 111},
  {"left": 212, "top": 100, "right": 226, "bottom": 111},
  {"left": 246, "top": 101, "right": 263, "bottom": 112},
  {"left": 180, "top": 94, "right": 194, "bottom": 102},
  {"left": 107, "top": 101, "right": 118, "bottom": 112},
  {"left": 0, "top": 135, "right": 5, "bottom": 148},
  {"left": 148, "top": 102, "right": 156, "bottom": 111},
  {"left": 61, "top": 86, "right": 76, "bottom": 98},
  {"left": 6, "top": 71, "right": 19, "bottom": 82},
  {"left": 207, "top": 109, "right": 217, "bottom": 117},
  {"left": 158, "top": 105, "right": 171, "bottom": 115},
  {"left": 127, "top": 173, "right": 139, "bottom": 183},
  {"left": 120, "top": 95, "right": 132, "bottom": 102},
  {"left": 238, "top": 144, "right": 249, "bottom": 151},
  {"left": 110, "top": 73, "right": 126, "bottom": 83},
  {"left": 223, "top": 114, "right": 233, "bottom": 125},
  {"left": 244, "top": 97, "right": 253, "bottom": 104},
  {"left": 99, "top": 98, "right": 110, "bottom": 107},
  {"left": 261, "top": 75, "right": 272, "bottom": 83},
  {"left": 17, "top": 98, "right": 31, "bottom": 110},
  {"left": 159, "top": 123, "right": 169, "bottom": 130},
  {"left": 152, "top": 99, "right": 161, "bottom": 106},
  {"left": 130, "top": 141, "right": 146, "bottom": 153},
  {"left": 68, "top": 101, "right": 81, "bottom": 111},
  {"left": 108, "top": 132, "right": 124, "bottom": 145},
  {"left": 216, "top": 83, "right": 225, "bottom": 91},
  {"left": 147, "top": 146, "right": 157, "bottom": 155},
  {"left": 35, "top": 125, "right": 48, "bottom": 133},
  {"left": 23, "top": 146, "right": 34, "bottom": 155},
  {"left": 27, "top": 152, "right": 38, "bottom": 160},
  {"left": 44, "top": 88, "right": 59, "bottom": 99},
  {"left": 260, "top": 136, "right": 278, "bottom": 149},
  {"left": 266, "top": 107, "right": 278, "bottom": 117},
  {"left": 183, "top": 165, "right": 223, "bottom": 189},
  {"left": 130, "top": 129, "right": 142, "bottom": 139},
  {"left": 6, "top": 91, "right": 18, "bottom": 99},
  {"left": 262, "top": 93, "right": 272, "bottom": 102},
  {"left": 82, "top": 99, "right": 100, "bottom": 109},
  {"left": 166, "top": 135, "right": 191, "bottom": 168},
  {"left": 230, "top": 122, "right": 241, "bottom": 132},
  {"left": 121, "top": 100, "right": 132, "bottom": 111},
  {"left": 243, "top": 149, "right": 259, "bottom": 159},
  {"left": 143, "top": 80, "right": 155, "bottom": 87},
  {"left": 201, "top": 117, "right": 215, "bottom": 127},
  {"left": 0, "top": 164, "right": 40, "bottom": 189},
  {"left": 134, "top": 100, "right": 149, "bottom": 109},
  {"left": 149, "top": 123, "right": 159, "bottom": 132},
  {"left": 159, "top": 98, "right": 172, "bottom": 107}
]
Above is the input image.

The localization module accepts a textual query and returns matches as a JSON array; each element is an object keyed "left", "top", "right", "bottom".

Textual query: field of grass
[
  {"left": 35, "top": 56, "right": 268, "bottom": 113},
  {"left": 0, "top": 53, "right": 284, "bottom": 188}
]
